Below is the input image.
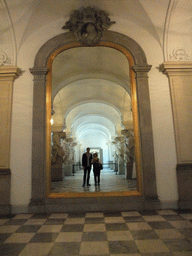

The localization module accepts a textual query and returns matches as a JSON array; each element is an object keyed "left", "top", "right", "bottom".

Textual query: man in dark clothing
[{"left": 82, "top": 147, "right": 93, "bottom": 187}]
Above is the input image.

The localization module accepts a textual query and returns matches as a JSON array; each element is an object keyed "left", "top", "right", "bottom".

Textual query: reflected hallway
[{"left": 51, "top": 167, "right": 137, "bottom": 193}]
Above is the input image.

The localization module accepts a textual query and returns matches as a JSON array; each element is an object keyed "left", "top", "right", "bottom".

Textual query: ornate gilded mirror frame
[
  {"left": 29, "top": 9, "right": 158, "bottom": 212},
  {"left": 46, "top": 41, "right": 142, "bottom": 199}
]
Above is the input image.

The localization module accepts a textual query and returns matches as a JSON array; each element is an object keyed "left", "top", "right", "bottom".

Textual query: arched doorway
[{"left": 29, "top": 30, "right": 159, "bottom": 212}]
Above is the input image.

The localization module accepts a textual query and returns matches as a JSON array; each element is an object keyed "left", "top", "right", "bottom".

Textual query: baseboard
[
  {"left": 0, "top": 204, "right": 12, "bottom": 215},
  {"left": 160, "top": 200, "right": 178, "bottom": 209},
  {"left": 11, "top": 204, "right": 29, "bottom": 214},
  {"left": 178, "top": 199, "right": 192, "bottom": 209}
]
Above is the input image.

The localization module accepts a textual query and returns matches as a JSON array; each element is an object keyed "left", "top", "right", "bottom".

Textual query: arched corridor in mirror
[{"left": 50, "top": 46, "right": 137, "bottom": 193}]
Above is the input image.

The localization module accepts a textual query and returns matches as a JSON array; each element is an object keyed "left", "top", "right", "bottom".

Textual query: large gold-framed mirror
[{"left": 46, "top": 43, "right": 142, "bottom": 198}]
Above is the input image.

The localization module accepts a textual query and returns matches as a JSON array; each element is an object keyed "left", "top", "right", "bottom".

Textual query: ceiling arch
[
  {"left": 52, "top": 73, "right": 131, "bottom": 99},
  {"left": 65, "top": 103, "right": 122, "bottom": 141},
  {"left": 65, "top": 102, "right": 122, "bottom": 124},
  {"left": 76, "top": 123, "right": 112, "bottom": 141}
]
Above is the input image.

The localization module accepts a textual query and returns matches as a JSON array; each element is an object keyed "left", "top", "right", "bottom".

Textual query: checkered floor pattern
[{"left": 0, "top": 209, "right": 192, "bottom": 255}]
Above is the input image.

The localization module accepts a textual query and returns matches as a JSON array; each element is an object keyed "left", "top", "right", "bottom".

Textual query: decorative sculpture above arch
[{"left": 62, "top": 6, "right": 115, "bottom": 45}]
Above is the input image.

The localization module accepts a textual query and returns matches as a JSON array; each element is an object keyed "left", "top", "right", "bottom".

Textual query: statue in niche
[
  {"left": 61, "top": 137, "right": 71, "bottom": 164},
  {"left": 114, "top": 137, "right": 125, "bottom": 174},
  {"left": 61, "top": 137, "right": 77, "bottom": 165},
  {"left": 113, "top": 137, "right": 124, "bottom": 162},
  {"left": 62, "top": 6, "right": 115, "bottom": 45},
  {"left": 51, "top": 132, "right": 66, "bottom": 181},
  {"left": 51, "top": 132, "right": 65, "bottom": 167},
  {"left": 122, "top": 129, "right": 135, "bottom": 164},
  {"left": 122, "top": 129, "right": 136, "bottom": 179}
]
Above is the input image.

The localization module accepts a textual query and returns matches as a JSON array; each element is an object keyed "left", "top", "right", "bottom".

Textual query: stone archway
[{"left": 29, "top": 30, "right": 159, "bottom": 213}]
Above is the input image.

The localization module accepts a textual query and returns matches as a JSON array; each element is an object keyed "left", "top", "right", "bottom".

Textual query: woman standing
[{"left": 91, "top": 153, "right": 101, "bottom": 186}]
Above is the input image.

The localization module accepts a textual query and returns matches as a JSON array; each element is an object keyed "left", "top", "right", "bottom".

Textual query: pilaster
[
  {"left": 162, "top": 62, "right": 192, "bottom": 163},
  {"left": 0, "top": 65, "right": 20, "bottom": 214},
  {"left": 0, "top": 66, "right": 20, "bottom": 169},
  {"left": 162, "top": 61, "right": 192, "bottom": 209},
  {"left": 29, "top": 67, "right": 48, "bottom": 205},
  {"left": 132, "top": 64, "right": 158, "bottom": 200}
]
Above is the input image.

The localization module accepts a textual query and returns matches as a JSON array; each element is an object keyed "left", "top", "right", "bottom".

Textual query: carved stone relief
[
  {"left": 169, "top": 48, "right": 191, "bottom": 61},
  {"left": 0, "top": 52, "right": 9, "bottom": 66},
  {"left": 62, "top": 6, "right": 115, "bottom": 45}
]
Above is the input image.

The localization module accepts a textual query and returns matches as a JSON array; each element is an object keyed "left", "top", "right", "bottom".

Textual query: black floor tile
[
  {"left": 0, "top": 233, "right": 12, "bottom": 243},
  {"left": 105, "top": 223, "right": 129, "bottom": 231},
  {"left": 124, "top": 216, "right": 146, "bottom": 222},
  {"left": 148, "top": 221, "right": 175, "bottom": 229},
  {"left": 48, "top": 242, "right": 81, "bottom": 255},
  {"left": 130, "top": 230, "right": 160, "bottom": 240},
  {"left": 60, "top": 224, "right": 84, "bottom": 232},
  {"left": 109, "top": 240, "right": 140, "bottom": 254},
  {"left": 161, "top": 215, "right": 184, "bottom": 221},
  {"left": 82, "top": 232, "right": 108, "bottom": 241},
  {"left": 163, "top": 238, "right": 192, "bottom": 252},
  {"left": 179, "top": 228, "right": 192, "bottom": 238},
  {"left": 44, "top": 219, "right": 65, "bottom": 225},
  {"left": 3, "top": 219, "right": 28, "bottom": 225},
  {"left": 0, "top": 243, "right": 26, "bottom": 256},
  {"left": 29, "top": 232, "right": 59, "bottom": 243},
  {"left": 85, "top": 218, "right": 105, "bottom": 224},
  {"left": 15, "top": 225, "right": 42, "bottom": 233}
]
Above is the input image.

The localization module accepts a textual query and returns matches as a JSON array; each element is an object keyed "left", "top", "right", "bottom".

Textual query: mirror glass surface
[{"left": 50, "top": 46, "right": 137, "bottom": 193}]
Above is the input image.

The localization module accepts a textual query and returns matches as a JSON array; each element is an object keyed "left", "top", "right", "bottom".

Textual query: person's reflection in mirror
[
  {"left": 91, "top": 152, "right": 101, "bottom": 186},
  {"left": 82, "top": 147, "right": 93, "bottom": 187}
]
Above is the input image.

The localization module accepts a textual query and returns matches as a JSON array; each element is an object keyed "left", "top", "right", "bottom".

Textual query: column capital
[
  {"left": 30, "top": 66, "right": 49, "bottom": 76},
  {"left": 162, "top": 61, "right": 192, "bottom": 76},
  {"left": 132, "top": 65, "right": 152, "bottom": 78},
  {"left": 0, "top": 66, "right": 21, "bottom": 80}
]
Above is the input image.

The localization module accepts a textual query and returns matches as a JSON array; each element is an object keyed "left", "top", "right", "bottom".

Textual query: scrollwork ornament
[
  {"left": 0, "top": 52, "right": 8, "bottom": 66},
  {"left": 169, "top": 48, "right": 191, "bottom": 61},
  {"left": 62, "top": 6, "right": 116, "bottom": 45}
]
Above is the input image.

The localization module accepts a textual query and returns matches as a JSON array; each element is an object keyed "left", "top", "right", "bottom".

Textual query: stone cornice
[
  {"left": 162, "top": 61, "right": 192, "bottom": 76},
  {"left": 132, "top": 65, "right": 152, "bottom": 78},
  {"left": 132, "top": 65, "right": 152, "bottom": 73},
  {"left": 30, "top": 67, "right": 49, "bottom": 76},
  {"left": 0, "top": 66, "right": 20, "bottom": 80}
]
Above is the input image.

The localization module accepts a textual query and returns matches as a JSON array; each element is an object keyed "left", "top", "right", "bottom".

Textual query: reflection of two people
[{"left": 82, "top": 148, "right": 102, "bottom": 187}]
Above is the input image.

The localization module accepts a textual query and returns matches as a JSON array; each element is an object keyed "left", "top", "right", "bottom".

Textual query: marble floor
[
  {"left": 51, "top": 167, "right": 137, "bottom": 193},
  {"left": 0, "top": 209, "right": 192, "bottom": 255}
]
